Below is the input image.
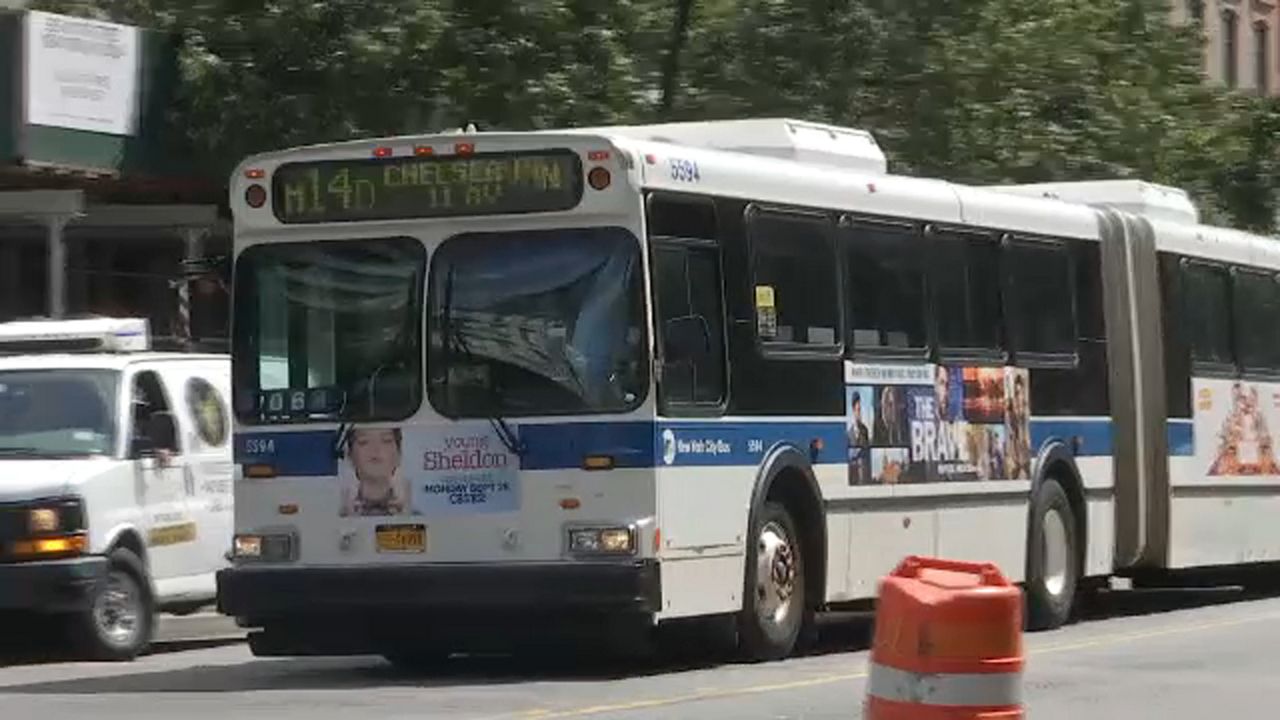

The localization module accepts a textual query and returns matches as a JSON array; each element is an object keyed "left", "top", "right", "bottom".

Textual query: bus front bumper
[{"left": 217, "top": 560, "right": 662, "bottom": 622}]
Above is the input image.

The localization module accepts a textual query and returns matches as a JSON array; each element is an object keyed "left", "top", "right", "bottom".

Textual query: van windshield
[{"left": 0, "top": 370, "right": 119, "bottom": 458}]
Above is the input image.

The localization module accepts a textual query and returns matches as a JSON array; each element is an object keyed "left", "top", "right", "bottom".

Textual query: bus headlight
[
  {"left": 233, "top": 533, "right": 295, "bottom": 561},
  {"left": 567, "top": 526, "right": 635, "bottom": 555}
]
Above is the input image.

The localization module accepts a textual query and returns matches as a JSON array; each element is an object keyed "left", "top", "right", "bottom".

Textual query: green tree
[
  {"left": 662, "top": 0, "right": 1277, "bottom": 230},
  {"left": 30, "top": 0, "right": 1280, "bottom": 229},
  {"left": 33, "top": 0, "right": 648, "bottom": 176}
]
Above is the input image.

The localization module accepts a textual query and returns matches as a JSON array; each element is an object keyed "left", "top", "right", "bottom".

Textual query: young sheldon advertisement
[
  {"left": 847, "top": 364, "right": 1031, "bottom": 485},
  {"left": 338, "top": 424, "right": 521, "bottom": 517}
]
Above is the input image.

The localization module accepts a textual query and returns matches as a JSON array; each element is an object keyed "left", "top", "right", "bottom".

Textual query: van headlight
[
  {"left": 8, "top": 497, "right": 87, "bottom": 559},
  {"left": 25, "top": 497, "right": 85, "bottom": 535},
  {"left": 567, "top": 526, "right": 635, "bottom": 555},
  {"left": 29, "top": 508, "right": 60, "bottom": 534}
]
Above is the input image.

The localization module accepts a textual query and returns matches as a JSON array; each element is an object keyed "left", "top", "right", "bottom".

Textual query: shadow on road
[{"left": 2, "top": 582, "right": 1279, "bottom": 693}]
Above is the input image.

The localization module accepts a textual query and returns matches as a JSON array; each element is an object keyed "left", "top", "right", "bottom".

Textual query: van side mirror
[{"left": 664, "top": 315, "right": 711, "bottom": 363}]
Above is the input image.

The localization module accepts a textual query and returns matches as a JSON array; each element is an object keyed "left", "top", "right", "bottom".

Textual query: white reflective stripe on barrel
[{"left": 867, "top": 661, "right": 1023, "bottom": 707}]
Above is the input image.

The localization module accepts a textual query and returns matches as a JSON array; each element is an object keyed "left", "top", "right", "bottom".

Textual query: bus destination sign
[{"left": 271, "top": 150, "right": 584, "bottom": 223}]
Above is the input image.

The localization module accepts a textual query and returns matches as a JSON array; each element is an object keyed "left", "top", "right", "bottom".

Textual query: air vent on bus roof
[
  {"left": 600, "top": 119, "right": 888, "bottom": 174},
  {"left": 986, "top": 179, "right": 1200, "bottom": 225}
]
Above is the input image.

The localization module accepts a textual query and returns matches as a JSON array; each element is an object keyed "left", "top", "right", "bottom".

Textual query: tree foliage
[{"left": 31, "top": 0, "right": 1280, "bottom": 230}]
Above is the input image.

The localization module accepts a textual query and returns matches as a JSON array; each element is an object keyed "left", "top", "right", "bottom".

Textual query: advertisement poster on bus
[
  {"left": 337, "top": 424, "right": 520, "bottom": 516},
  {"left": 1195, "top": 378, "right": 1280, "bottom": 477},
  {"left": 846, "top": 363, "right": 1030, "bottom": 485}
]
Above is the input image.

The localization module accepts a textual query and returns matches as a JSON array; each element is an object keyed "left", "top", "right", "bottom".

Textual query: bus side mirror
[{"left": 664, "top": 315, "right": 711, "bottom": 363}]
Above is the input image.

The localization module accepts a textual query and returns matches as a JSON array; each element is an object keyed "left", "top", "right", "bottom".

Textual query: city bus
[{"left": 217, "top": 118, "right": 1280, "bottom": 663}]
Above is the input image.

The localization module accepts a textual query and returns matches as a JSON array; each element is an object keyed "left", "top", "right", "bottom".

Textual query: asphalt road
[{"left": 2, "top": 588, "right": 1279, "bottom": 719}]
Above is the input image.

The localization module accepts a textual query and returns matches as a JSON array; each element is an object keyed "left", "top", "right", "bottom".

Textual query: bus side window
[
  {"left": 747, "top": 209, "right": 839, "bottom": 349},
  {"left": 929, "top": 230, "right": 1004, "bottom": 357},
  {"left": 842, "top": 218, "right": 927, "bottom": 354},
  {"left": 648, "top": 195, "right": 727, "bottom": 411},
  {"left": 1232, "top": 269, "right": 1280, "bottom": 374},
  {"left": 1004, "top": 237, "right": 1077, "bottom": 361},
  {"left": 1182, "top": 260, "right": 1236, "bottom": 370}
]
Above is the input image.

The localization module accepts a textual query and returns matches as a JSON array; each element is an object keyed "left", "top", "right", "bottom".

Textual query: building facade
[
  {"left": 1174, "top": 0, "right": 1280, "bottom": 95},
  {"left": 0, "top": 8, "right": 228, "bottom": 349}
]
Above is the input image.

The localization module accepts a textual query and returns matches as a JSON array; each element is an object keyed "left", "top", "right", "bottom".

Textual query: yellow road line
[
  {"left": 509, "top": 608, "right": 1280, "bottom": 718},
  {"left": 514, "top": 671, "right": 868, "bottom": 719},
  {"left": 1031, "top": 609, "right": 1280, "bottom": 656}
]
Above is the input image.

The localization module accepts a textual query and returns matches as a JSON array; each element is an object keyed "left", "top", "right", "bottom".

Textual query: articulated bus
[{"left": 217, "top": 119, "right": 1280, "bottom": 663}]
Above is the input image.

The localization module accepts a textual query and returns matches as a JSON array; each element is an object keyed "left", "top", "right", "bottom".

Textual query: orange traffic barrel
[{"left": 864, "top": 556, "right": 1024, "bottom": 719}]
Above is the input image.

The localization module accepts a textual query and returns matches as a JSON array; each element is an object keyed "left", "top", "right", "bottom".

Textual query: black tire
[
  {"left": 380, "top": 647, "right": 453, "bottom": 672},
  {"left": 737, "top": 501, "right": 807, "bottom": 661},
  {"left": 77, "top": 547, "right": 154, "bottom": 661},
  {"left": 162, "top": 601, "right": 208, "bottom": 617},
  {"left": 1025, "top": 478, "right": 1079, "bottom": 631}
]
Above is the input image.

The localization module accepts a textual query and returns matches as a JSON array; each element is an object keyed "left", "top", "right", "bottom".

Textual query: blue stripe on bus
[
  {"left": 1028, "top": 418, "right": 1194, "bottom": 458},
  {"left": 1030, "top": 418, "right": 1114, "bottom": 457},
  {"left": 651, "top": 421, "right": 848, "bottom": 468},
  {"left": 233, "top": 420, "right": 848, "bottom": 475},
  {"left": 519, "top": 421, "right": 655, "bottom": 470},
  {"left": 233, "top": 415, "right": 1194, "bottom": 476},
  {"left": 235, "top": 430, "right": 338, "bottom": 476}
]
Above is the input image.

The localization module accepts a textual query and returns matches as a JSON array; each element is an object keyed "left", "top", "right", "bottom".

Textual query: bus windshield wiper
[{"left": 442, "top": 266, "right": 525, "bottom": 457}]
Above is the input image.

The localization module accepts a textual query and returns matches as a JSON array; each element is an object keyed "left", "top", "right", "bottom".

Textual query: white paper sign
[
  {"left": 24, "top": 10, "right": 141, "bottom": 136},
  {"left": 406, "top": 425, "right": 521, "bottom": 516}
]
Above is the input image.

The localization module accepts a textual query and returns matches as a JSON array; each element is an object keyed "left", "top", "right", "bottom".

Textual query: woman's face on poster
[{"left": 351, "top": 429, "right": 399, "bottom": 483}]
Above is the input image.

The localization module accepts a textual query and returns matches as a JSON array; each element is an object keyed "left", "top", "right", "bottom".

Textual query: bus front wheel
[
  {"left": 1025, "top": 478, "right": 1079, "bottom": 631},
  {"left": 738, "top": 501, "right": 807, "bottom": 661}
]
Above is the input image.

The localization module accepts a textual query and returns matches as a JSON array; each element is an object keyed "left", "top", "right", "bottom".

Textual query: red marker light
[
  {"left": 414, "top": 145, "right": 434, "bottom": 156},
  {"left": 244, "top": 168, "right": 265, "bottom": 180},
  {"left": 587, "top": 166, "right": 612, "bottom": 191},
  {"left": 588, "top": 150, "right": 611, "bottom": 161},
  {"left": 244, "top": 184, "right": 267, "bottom": 208},
  {"left": 373, "top": 146, "right": 393, "bottom": 158},
  {"left": 644, "top": 154, "right": 657, "bottom": 165},
  {"left": 455, "top": 142, "right": 476, "bottom": 156}
]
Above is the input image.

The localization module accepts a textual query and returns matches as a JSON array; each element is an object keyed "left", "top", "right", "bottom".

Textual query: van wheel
[
  {"left": 737, "top": 501, "right": 806, "bottom": 661},
  {"left": 78, "top": 548, "right": 154, "bottom": 660},
  {"left": 1026, "top": 479, "right": 1079, "bottom": 631}
]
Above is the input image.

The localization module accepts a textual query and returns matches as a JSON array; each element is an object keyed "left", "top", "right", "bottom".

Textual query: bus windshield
[
  {"left": 232, "top": 237, "right": 426, "bottom": 423},
  {"left": 428, "top": 227, "right": 647, "bottom": 417}
]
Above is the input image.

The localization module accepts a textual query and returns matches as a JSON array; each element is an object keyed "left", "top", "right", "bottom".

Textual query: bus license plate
[{"left": 375, "top": 524, "right": 427, "bottom": 553}]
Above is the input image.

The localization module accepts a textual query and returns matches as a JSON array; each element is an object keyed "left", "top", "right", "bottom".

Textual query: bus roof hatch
[
  {"left": 0, "top": 317, "right": 151, "bottom": 356},
  {"left": 986, "top": 179, "right": 1200, "bottom": 225},
  {"left": 597, "top": 118, "right": 888, "bottom": 174}
]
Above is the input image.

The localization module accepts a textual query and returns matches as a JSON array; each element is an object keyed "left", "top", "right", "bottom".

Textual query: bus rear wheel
[
  {"left": 1026, "top": 478, "right": 1079, "bottom": 631},
  {"left": 738, "top": 501, "right": 806, "bottom": 661}
]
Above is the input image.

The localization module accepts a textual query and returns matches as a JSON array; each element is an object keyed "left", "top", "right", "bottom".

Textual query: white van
[{"left": 0, "top": 318, "right": 232, "bottom": 660}]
